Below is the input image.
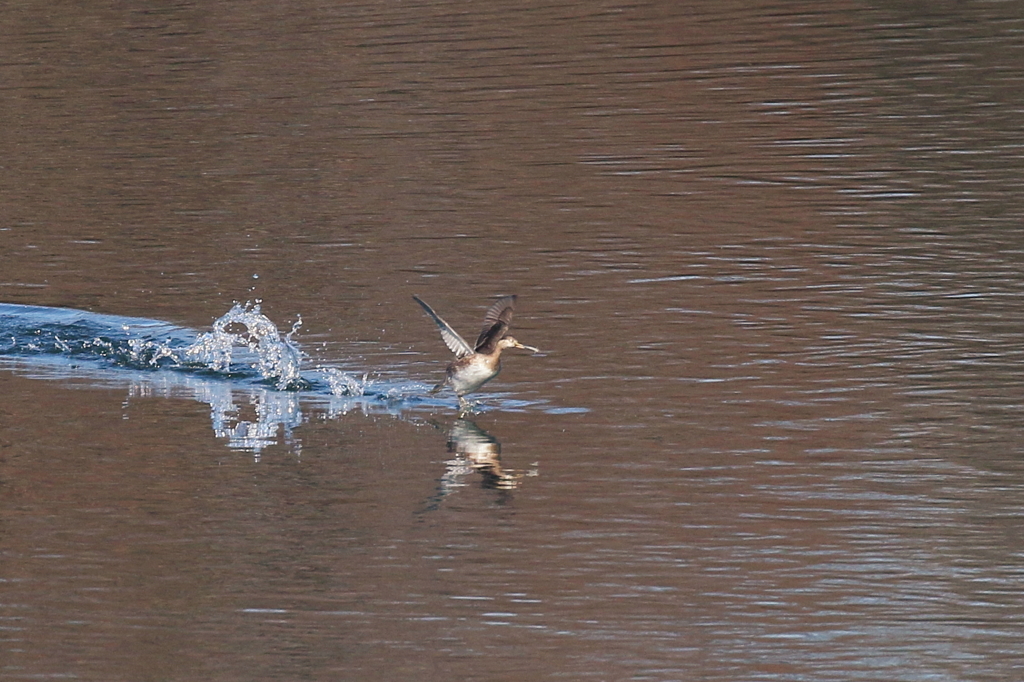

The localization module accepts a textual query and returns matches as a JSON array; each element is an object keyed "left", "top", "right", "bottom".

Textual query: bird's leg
[{"left": 457, "top": 395, "right": 473, "bottom": 417}]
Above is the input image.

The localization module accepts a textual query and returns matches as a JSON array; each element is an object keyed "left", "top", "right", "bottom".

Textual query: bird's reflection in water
[
  {"left": 446, "top": 418, "right": 516, "bottom": 489},
  {"left": 424, "top": 418, "right": 536, "bottom": 510}
]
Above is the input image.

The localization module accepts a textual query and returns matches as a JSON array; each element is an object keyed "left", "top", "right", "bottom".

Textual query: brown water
[{"left": 4, "top": 1, "right": 1024, "bottom": 680}]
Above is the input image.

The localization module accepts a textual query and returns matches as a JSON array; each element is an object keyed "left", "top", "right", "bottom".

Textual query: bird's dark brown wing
[
  {"left": 480, "top": 295, "right": 516, "bottom": 330},
  {"left": 475, "top": 295, "right": 516, "bottom": 351},
  {"left": 474, "top": 321, "right": 509, "bottom": 354}
]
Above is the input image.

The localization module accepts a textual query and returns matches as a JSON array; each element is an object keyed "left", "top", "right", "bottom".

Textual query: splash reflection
[
  {"left": 204, "top": 386, "right": 302, "bottom": 459},
  {"left": 124, "top": 374, "right": 304, "bottom": 458}
]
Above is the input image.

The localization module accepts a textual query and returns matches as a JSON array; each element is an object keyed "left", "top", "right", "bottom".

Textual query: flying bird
[{"left": 413, "top": 294, "right": 538, "bottom": 411}]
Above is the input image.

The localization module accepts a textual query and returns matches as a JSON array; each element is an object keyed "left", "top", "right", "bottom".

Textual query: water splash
[
  {"left": 184, "top": 302, "right": 304, "bottom": 389},
  {"left": 126, "top": 337, "right": 181, "bottom": 366},
  {"left": 320, "top": 367, "right": 369, "bottom": 396}
]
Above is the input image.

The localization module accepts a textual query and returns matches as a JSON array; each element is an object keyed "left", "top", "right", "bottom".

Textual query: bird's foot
[{"left": 456, "top": 396, "right": 479, "bottom": 417}]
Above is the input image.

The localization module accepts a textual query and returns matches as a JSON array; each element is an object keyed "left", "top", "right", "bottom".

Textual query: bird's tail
[{"left": 429, "top": 382, "right": 445, "bottom": 395}]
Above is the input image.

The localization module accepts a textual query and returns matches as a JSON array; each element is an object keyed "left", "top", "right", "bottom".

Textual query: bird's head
[{"left": 499, "top": 336, "right": 539, "bottom": 353}]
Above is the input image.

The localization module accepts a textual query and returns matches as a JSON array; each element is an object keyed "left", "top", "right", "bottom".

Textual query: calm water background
[{"left": 4, "top": 1, "right": 1024, "bottom": 680}]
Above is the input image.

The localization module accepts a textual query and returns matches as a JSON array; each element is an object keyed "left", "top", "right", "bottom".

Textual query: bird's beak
[{"left": 513, "top": 341, "right": 540, "bottom": 353}]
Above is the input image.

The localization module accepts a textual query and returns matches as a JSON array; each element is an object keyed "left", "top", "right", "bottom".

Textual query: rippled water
[{"left": 4, "top": 1, "right": 1024, "bottom": 680}]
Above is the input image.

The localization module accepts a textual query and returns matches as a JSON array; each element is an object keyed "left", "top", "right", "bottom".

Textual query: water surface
[{"left": 4, "top": 1, "right": 1024, "bottom": 680}]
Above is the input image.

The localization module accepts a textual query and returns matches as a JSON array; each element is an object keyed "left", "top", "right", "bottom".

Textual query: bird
[{"left": 413, "top": 294, "right": 538, "bottom": 412}]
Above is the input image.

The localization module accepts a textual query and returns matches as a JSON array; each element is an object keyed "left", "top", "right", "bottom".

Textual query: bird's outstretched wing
[
  {"left": 475, "top": 295, "right": 516, "bottom": 351},
  {"left": 413, "top": 295, "right": 475, "bottom": 358},
  {"left": 480, "top": 295, "right": 516, "bottom": 331}
]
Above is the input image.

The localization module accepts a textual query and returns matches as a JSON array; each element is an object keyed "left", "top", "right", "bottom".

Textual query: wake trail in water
[
  {"left": 0, "top": 302, "right": 369, "bottom": 395},
  {"left": 1, "top": 301, "right": 580, "bottom": 454}
]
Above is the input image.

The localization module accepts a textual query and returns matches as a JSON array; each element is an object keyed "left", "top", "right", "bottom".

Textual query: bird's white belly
[{"left": 449, "top": 362, "right": 500, "bottom": 395}]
